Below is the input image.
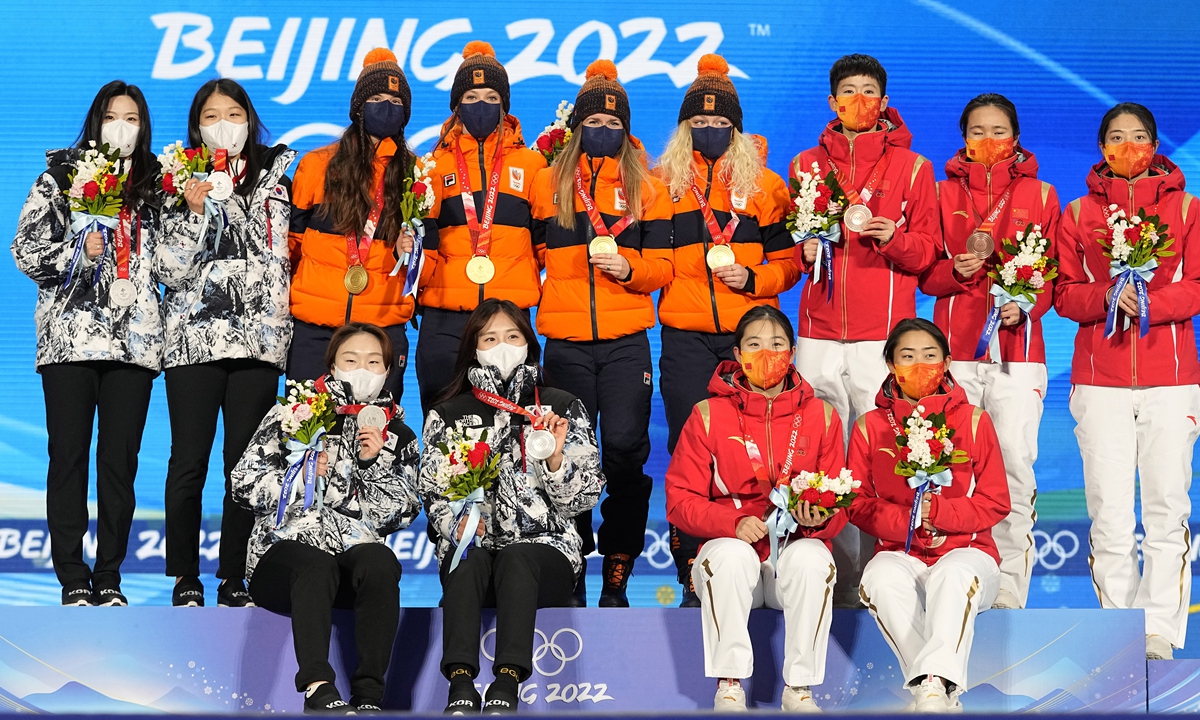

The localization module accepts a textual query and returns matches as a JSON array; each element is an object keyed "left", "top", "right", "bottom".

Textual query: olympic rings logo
[
  {"left": 481, "top": 627, "right": 583, "bottom": 677},
  {"left": 641, "top": 528, "right": 674, "bottom": 569},
  {"left": 1032, "top": 529, "right": 1079, "bottom": 570}
]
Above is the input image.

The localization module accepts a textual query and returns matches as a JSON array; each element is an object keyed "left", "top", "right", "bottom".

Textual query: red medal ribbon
[
  {"left": 827, "top": 148, "right": 891, "bottom": 207},
  {"left": 689, "top": 184, "right": 740, "bottom": 246},
  {"left": 114, "top": 206, "right": 133, "bottom": 280},
  {"left": 957, "top": 178, "right": 1017, "bottom": 236},
  {"left": 213, "top": 148, "right": 228, "bottom": 172},
  {"left": 736, "top": 408, "right": 804, "bottom": 497},
  {"left": 346, "top": 169, "right": 388, "bottom": 270},
  {"left": 471, "top": 386, "right": 546, "bottom": 428},
  {"left": 453, "top": 128, "right": 507, "bottom": 259},
  {"left": 574, "top": 162, "right": 635, "bottom": 240}
]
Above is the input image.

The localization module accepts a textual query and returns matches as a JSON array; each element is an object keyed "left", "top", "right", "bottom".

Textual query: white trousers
[
  {"left": 1070, "top": 384, "right": 1200, "bottom": 646},
  {"left": 694, "top": 537, "right": 837, "bottom": 687},
  {"left": 795, "top": 337, "right": 888, "bottom": 600},
  {"left": 951, "top": 360, "right": 1047, "bottom": 605},
  {"left": 859, "top": 549, "right": 1000, "bottom": 690}
]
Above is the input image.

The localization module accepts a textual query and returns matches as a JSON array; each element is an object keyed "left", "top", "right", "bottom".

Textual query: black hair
[
  {"left": 434, "top": 299, "right": 542, "bottom": 406},
  {"left": 76, "top": 80, "right": 158, "bottom": 210},
  {"left": 959, "top": 93, "right": 1020, "bottom": 139},
  {"left": 1097, "top": 102, "right": 1158, "bottom": 146},
  {"left": 829, "top": 54, "right": 887, "bottom": 96},
  {"left": 883, "top": 318, "right": 950, "bottom": 364},
  {"left": 733, "top": 306, "right": 795, "bottom": 349},
  {"left": 187, "top": 78, "right": 267, "bottom": 198}
]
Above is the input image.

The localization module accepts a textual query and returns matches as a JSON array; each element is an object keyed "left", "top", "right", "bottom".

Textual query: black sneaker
[
  {"left": 349, "top": 697, "right": 383, "bottom": 714},
  {"left": 172, "top": 576, "right": 205, "bottom": 607},
  {"left": 93, "top": 585, "right": 127, "bottom": 606},
  {"left": 482, "top": 683, "right": 518, "bottom": 714},
  {"left": 304, "top": 683, "right": 355, "bottom": 715},
  {"left": 218, "top": 579, "right": 255, "bottom": 607},
  {"left": 567, "top": 559, "right": 587, "bottom": 607},
  {"left": 598, "top": 554, "right": 632, "bottom": 608},
  {"left": 62, "top": 582, "right": 94, "bottom": 606}
]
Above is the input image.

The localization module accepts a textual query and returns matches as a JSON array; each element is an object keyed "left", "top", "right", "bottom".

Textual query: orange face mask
[
  {"left": 836, "top": 94, "right": 882, "bottom": 132},
  {"left": 740, "top": 349, "right": 792, "bottom": 390},
  {"left": 893, "top": 362, "right": 945, "bottom": 400},
  {"left": 1103, "top": 142, "right": 1155, "bottom": 179},
  {"left": 964, "top": 137, "right": 1015, "bottom": 168}
]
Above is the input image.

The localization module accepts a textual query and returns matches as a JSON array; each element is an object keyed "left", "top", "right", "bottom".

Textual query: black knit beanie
[
  {"left": 350, "top": 48, "right": 411, "bottom": 125},
  {"left": 569, "top": 60, "right": 630, "bottom": 134},
  {"left": 449, "top": 41, "right": 511, "bottom": 112},
  {"left": 677, "top": 54, "right": 742, "bottom": 132}
]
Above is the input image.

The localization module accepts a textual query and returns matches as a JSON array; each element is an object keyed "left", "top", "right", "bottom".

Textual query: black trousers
[
  {"left": 544, "top": 332, "right": 652, "bottom": 558},
  {"left": 41, "top": 361, "right": 155, "bottom": 588},
  {"left": 659, "top": 327, "right": 736, "bottom": 581},
  {"left": 250, "top": 541, "right": 401, "bottom": 699},
  {"left": 440, "top": 543, "right": 574, "bottom": 681},
  {"left": 287, "top": 319, "right": 409, "bottom": 400},
  {"left": 163, "top": 359, "right": 280, "bottom": 578}
]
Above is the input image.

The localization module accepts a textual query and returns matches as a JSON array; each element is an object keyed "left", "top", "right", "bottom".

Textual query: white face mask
[
  {"left": 333, "top": 367, "right": 388, "bottom": 402},
  {"left": 101, "top": 119, "right": 139, "bottom": 158},
  {"left": 476, "top": 342, "right": 529, "bottom": 381},
  {"left": 199, "top": 119, "right": 250, "bottom": 156}
]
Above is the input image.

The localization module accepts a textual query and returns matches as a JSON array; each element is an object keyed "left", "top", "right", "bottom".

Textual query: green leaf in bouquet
[
  {"left": 437, "top": 441, "right": 451, "bottom": 456},
  {"left": 950, "top": 449, "right": 970, "bottom": 464}
]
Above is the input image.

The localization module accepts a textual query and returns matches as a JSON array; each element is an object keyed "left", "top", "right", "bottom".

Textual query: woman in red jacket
[
  {"left": 920, "top": 94, "right": 1060, "bottom": 610},
  {"left": 665, "top": 306, "right": 846, "bottom": 712},
  {"left": 849, "top": 318, "right": 1009, "bottom": 713},
  {"left": 1054, "top": 103, "right": 1200, "bottom": 661}
]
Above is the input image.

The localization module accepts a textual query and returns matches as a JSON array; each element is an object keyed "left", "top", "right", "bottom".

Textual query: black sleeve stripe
[
  {"left": 761, "top": 220, "right": 794, "bottom": 254},
  {"left": 438, "top": 192, "right": 532, "bottom": 230}
]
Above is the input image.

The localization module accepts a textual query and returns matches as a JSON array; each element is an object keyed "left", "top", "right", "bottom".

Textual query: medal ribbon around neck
[
  {"left": 575, "top": 162, "right": 635, "bottom": 239},
  {"left": 690, "top": 184, "right": 740, "bottom": 246},
  {"left": 453, "top": 127, "right": 507, "bottom": 261},
  {"left": 346, "top": 167, "right": 389, "bottom": 272}
]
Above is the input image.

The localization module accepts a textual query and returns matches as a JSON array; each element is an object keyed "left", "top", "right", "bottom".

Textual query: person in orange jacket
[
  {"left": 919, "top": 94, "right": 1061, "bottom": 611},
  {"left": 530, "top": 60, "right": 674, "bottom": 607},
  {"left": 655, "top": 54, "right": 798, "bottom": 607},
  {"left": 288, "top": 48, "right": 417, "bottom": 398},
  {"left": 415, "top": 41, "right": 548, "bottom": 416}
]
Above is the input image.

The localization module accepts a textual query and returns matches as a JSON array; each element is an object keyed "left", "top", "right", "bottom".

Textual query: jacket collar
[
  {"left": 1086, "top": 154, "right": 1184, "bottom": 214},
  {"left": 818, "top": 106, "right": 913, "bottom": 169},
  {"left": 874, "top": 372, "right": 967, "bottom": 420},
  {"left": 708, "top": 360, "right": 812, "bottom": 420},
  {"left": 468, "top": 363, "right": 538, "bottom": 404},
  {"left": 439, "top": 113, "right": 528, "bottom": 161},
  {"left": 943, "top": 147, "right": 1039, "bottom": 198}
]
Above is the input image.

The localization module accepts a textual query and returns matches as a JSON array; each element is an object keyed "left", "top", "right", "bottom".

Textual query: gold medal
[
  {"left": 466, "top": 256, "right": 496, "bottom": 284},
  {"left": 967, "top": 230, "right": 995, "bottom": 260},
  {"left": 588, "top": 235, "right": 618, "bottom": 256},
  {"left": 842, "top": 204, "right": 872, "bottom": 233},
  {"left": 706, "top": 244, "right": 736, "bottom": 269},
  {"left": 344, "top": 264, "right": 369, "bottom": 295}
]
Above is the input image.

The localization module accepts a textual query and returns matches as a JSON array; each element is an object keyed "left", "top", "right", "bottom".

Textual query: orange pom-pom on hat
[
  {"left": 450, "top": 40, "right": 510, "bottom": 111},
  {"left": 678, "top": 53, "right": 741, "bottom": 130},
  {"left": 363, "top": 47, "right": 397, "bottom": 67},
  {"left": 461, "top": 40, "right": 495, "bottom": 59},
  {"left": 350, "top": 46, "right": 409, "bottom": 125},
  {"left": 570, "top": 58, "right": 630, "bottom": 133}
]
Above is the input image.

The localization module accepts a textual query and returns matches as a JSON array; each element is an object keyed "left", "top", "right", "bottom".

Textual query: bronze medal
[
  {"left": 967, "top": 230, "right": 995, "bottom": 260},
  {"left": 843, "top": 204, "right": 872, "bottom": 233},
  {"left": 466, "top": 256, "right": 496, "bottom": 284},
  {"left": 344, "top": 264, "right": 369, "bottom": 295}
]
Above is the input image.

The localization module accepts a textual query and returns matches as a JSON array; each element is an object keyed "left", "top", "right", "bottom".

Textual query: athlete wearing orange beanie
[
  {"left": 530, "top": 60, "right": 674, "bottom": 607},
  {"left": 415, "top": 41, "right": 548, "bottom": 415},
  {"left": 288, "top": 48, "right": 417, "bottom": 398}
]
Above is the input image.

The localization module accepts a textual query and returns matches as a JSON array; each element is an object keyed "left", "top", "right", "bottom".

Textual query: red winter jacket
[
  {"left": 665, "top": 361, "right": 847, "bottom": 562},
  {"left": 921, "top": 149, "right": 1061, "bottom": 363},
  {"left": 1054, "top": 156, "right": 1200, "bottom": 387},
  {"left": 790, "top": 108, "right": 940, "bottom": 342},
  {"left": 846, "top": 376, "right": 1009, "bottom": 566}
]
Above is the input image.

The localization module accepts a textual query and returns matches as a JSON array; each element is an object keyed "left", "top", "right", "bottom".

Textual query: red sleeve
[
  {"left": 1147, "top": 194, "right": 1200, "bottom": 324},
  {"left": 1053, "top": 200, "right": 1110, "bottom": 324},
  {"left": 928, "top": 409, "right": 1011, "bottom": 534},
  {"left": 665, "top": 403, "right": 749, "bottom": 540},
  {"left": 845, "top": 417, "right": 913, "bottom": 543},
  {"left": 798, "top": 402, "right": 848, "bottom": 541},
  {"left": 918, "top": 252, "right": 975, "bottom": 298},
  {"left": 876, "top": 157, "right": 939, "bottom": 274}
]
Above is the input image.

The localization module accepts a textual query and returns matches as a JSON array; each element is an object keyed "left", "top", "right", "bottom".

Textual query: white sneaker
[
  {"left": 781, "top": 685, "right": 820, "bottom": 712},
  {"left": 1147, "top": 634, "right": 1174, "bottom": 660},
  {"left": 991, "top": 588, "right": 1021, "bottom": 609},
  {"left": 911, "top": 677, "right": 954, "bottom": 713},
  {"left": 714, "top": 680, "right": 747, "bottom": 712}
]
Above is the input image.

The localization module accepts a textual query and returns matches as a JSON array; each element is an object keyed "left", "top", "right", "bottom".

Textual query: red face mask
[
  {"left": 836, "top": 94, "right": 882, "bottom": 132},
  {"left": 739, "top": 349, "right": 792, "bottom": 390},
  {"left": 1103, "top": 142, "right": 1155, "bottom": 179},
  {"left": 893, "top": 362, "right": 945, "bottom": 400},
  {"left": 964, "top": 137, "right": 1015, "bottom": 168}
]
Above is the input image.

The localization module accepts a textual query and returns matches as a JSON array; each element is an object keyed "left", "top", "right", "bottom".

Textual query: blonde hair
[
  {"left": 552, "top": 130, "right": 648, "bottom": 230},
  {"left": 657, "top": 122, "right": 763, "bottom": 201}
]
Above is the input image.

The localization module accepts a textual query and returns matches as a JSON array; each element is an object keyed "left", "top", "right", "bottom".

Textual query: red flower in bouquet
[
  {"left": 184, "top": 148, "right": 199, "bottom": 160},
  {"left": 1016, "top": 265, "right": 1034, "bottom": 281},
  {"left": 800, "top": 487, "right": 821, "bottom": 505},
  {"left": 467, "top": 442, "right": 490, "bottom": 467},
  {"left": 412, "top": 181, "right": 427, "bottom": 196},
  {"left": 818, "top": 491, "right": 837, "bottom": 508},
  {"left": 163, "top": 173, "right": 176, "bottom": 195},
  {"left": 549, "top": 127, "right": 566, "bottom": 143},
  {"left": 536, "top": 134, "right": 553, "bottom": 151},
  {"left": 925, "top": 437, "right": 944, "bottom": 456},
  {"left": 814, "top": 195, "right": 830, "bottom": 213},
  {"left": 83, "top": 181, "right": 99, "bottom": 200},
  {"left": 103, "top": 175, "right": 118, "bottom": 192}
]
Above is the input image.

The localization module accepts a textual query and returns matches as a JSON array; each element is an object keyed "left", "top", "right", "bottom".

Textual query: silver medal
[
  {"left": 207, "top": 171, "right": 234, "bottom": 202},
  {"left": 842, "top": 204, "right": 871, "bottom": 233},
  {"left": 357, "top": 405, "right": 388, "bottom": 430},
  {"left": 526, "top": 428, "right": 557, "bottom": 461},
  {"left": 109, "top": 278, "right": 137, "bottom": 308}
]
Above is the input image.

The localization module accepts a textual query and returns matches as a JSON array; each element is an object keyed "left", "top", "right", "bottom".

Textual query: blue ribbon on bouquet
[
  {"left": 1105, "top": 259, "right": 1155, "bottom": 339},
  {"left": 904, "top": 469, "right": 952, "bottom": 553},
  {"left": 797, "top": 224, "right": 842, "bottom": 301},
  {"left": 66, "top": 212, "right": 118, "bottom": 287},
  {"left": 765, "top": 486, "right": 799, "bottom": 576},
  {"left": 395, "top": 220, "right": 425, "bottom": 298},
  {"left": 191, "top": 172, "right": 227, "bottom": 258},
  {"left": 973, "top": 286, "right": 1036, "bottom": 362},
  {"left": 447, "top": 485, "right": 486, "bottom": 573},
  {"left": 275, "top": 429, "right": 327, "bottom": 528}
]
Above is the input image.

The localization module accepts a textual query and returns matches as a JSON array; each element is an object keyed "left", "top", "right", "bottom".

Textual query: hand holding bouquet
[
  {"left": 977, "top": 223, "right": 1058, "bottom": 360},
  {"left": 157, "top": 141, "right": 210, "bottom": 208},
  {"left": 893, "top": 406, "right": 969, "bottom": 551},
  {"left": 1100, "top": 204, "right": 1174, "bottom": 338},
  {"left": 274, "top": 380, "right": 337, "bottom": 528},
  {"left": 63, "top": 142, "right": 126, "bottom": 287},
  {"left": 787, "top": 162, "right": 847, "bottom": 298},
  {"left": 436, "top": 425, "right": 501, "bottom": 572},
  {"left": 764, "top": 468, "right": 859, "bottom": 572},
  {"left": 395, "top": 152, "right": 437, "bottom": 295}
]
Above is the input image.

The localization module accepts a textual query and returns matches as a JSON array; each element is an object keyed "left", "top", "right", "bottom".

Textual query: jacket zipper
[
  {"left": 840, "top": 139, "right": 856, "bottom": 340},
  {"left": 703, "top": 160, "right": 722, "bottom": 333},
  {"left": 588, "top": 159, "right": 601, "bottom": 340},
  {"left": 764, "top": 398, "right": 776, "bottom": 482},
  {"left": 1128, "top": 180, "right": 1137, "bottom": 385},
  {"left": 478, "top": 138, "right": 488, "bottom": 305}
]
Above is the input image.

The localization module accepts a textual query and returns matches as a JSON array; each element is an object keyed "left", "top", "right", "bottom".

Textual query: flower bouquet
[
  {"left": 274, "top": 380, "right": 337, "bottom": 528},
  {"left": 1100, "top": 204, "right": 1174, "bottom": 338},
  {"left": 63, "top": 141, "right": 126, "bottom": 287},
  {"left": 892, "top": 406, "right": 969, "bottom": 551},
  {"left": 157, "top": 141, "right": 210, "bottom": 208},
  {"left": 436, "top": 424, "right": 501, "bottom": 571},
  {"left": 787, "top": 161, "right": 847, "bottom": 299},
  {"left": 533, "top": 101, "right": 574, "bottom": 165},
  {"left": 765, "top": 468, "right": 859, "bottom": 570},
  {"left": 976, "top": 223, "right": 1058, "bottom": 360},
  {"left": 394, "top": 152, "right": 437, "bottom": 296}
]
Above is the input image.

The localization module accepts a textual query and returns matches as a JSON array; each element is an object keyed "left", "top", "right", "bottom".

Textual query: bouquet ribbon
[
  {"left": 66, "top": 212, "right": 118, "bottom": 287},
  {"left": 275, "top": 428, "right": 327, "bottom": 528},
  {"left": 396, "top": 220, "right": 426, "bottom": 299},
  {"left": 191, "top": 172, "right": 227, "bottom": 258},
  {"left": 974, "top": 285, "right": 1036, "bottom": 362},
  {"left": 1105, "top": 259, "right": 1155, "bottom": 339},
  {"left": 447, "top": 486, "right": 486, "bottom": 573},
  {"left": 800, "top": 224, "right": 842, "bottom": 300},
  {"left": 765, "top": 486, "right": 799, "bottom": 575},
  {"left": 904, "top": 469, "right": 952, "bottom": 553}
]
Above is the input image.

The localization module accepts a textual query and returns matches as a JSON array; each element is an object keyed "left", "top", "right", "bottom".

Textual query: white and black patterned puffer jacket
[
  {"left": 11, "top": 149, "right": 164, "bottom": 371},
  {"left": 156, "top": 145, "right": 297, "bottom": 369},
  {"left": 419, "top": 364, "right": 605, "bottom": 576},
  {"left": 231, "top": 375, "right": 421, "bottom": 580}
]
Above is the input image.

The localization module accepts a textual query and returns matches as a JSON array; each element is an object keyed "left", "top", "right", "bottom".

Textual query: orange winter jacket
[
  {"left": 418, "top": 115, "right": 548, "bottom": 312},
  {"left": 289, "top": 137, "right": 414, "bottom": 327},
  {"left": 531, "top": 141, "right": 674, "bottom": 341},
  {"left": 656, "top": 143, "right": 798, "bottom": 334}
]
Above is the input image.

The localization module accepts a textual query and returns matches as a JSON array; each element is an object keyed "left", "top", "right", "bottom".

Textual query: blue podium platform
[{"left": 0, "top": 607, "right": 1152, "bottom": 714}]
